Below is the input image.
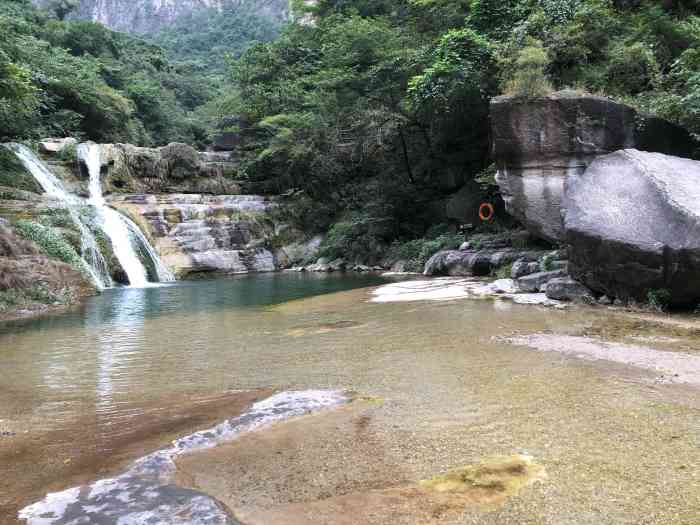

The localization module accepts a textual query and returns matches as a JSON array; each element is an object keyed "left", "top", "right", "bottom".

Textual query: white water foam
[
  {"left": 6, "top": 143, "right": 113, "bottom": 289},
  {"left": 78, "top": 143, "right": 175, "bottom": 287},
  {"left": 19, "top": 390, "right": 346, "bottom": 525}
]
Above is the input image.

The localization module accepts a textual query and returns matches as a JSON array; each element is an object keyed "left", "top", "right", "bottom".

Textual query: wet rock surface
[
  {"left": 564, "top": 149, "right": 700, "bottom": 305},
  {"left": 110, "top": 194, "right": 280, "bottom": 277},
  {"left": 94, "top": 142, "right": 243, "bottom": 195},
  {"left": 492, "top": 91, "right": 697, "bottom": 242}
]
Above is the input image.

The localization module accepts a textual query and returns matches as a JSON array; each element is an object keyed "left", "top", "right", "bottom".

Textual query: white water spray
[
  {"left": 79, "top": 143, "right": 175, "bottom": 287},
  {"left": 79, "top": 144, "right": 149, "bottom": 287},
  {"left": 5, "top": 143, "right": 174, "bottom": 288},
  {"left": 5, "top": 143, "right": 112, "bottom": 289}
]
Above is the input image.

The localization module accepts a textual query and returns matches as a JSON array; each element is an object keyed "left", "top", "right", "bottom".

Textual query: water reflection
[{"left": 89, "top": 287, "right": 148, "bottom": 453}]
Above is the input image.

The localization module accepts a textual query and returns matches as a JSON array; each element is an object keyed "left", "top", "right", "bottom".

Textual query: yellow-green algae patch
[{"left": 420, "top": 454, "right": 545, "bottom": 504}]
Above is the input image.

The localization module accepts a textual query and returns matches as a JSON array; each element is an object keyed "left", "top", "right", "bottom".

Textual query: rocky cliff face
[
  {"left": 491, "top": 91, "right": 697, "bottom": 242},
  {"left": 31, "top": 0, "right": 289, "bottom": 34}
]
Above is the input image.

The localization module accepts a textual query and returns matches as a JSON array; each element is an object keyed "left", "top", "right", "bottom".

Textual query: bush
[
  {"left": 13, "top": 219, "right": 84, "bottom": 270},
  {"left": 318, "top": 214, "right": 392, "bottom": 263},
  {"left": 387, "top": 233, "right": 464, "bottom": 272},
  {"left": 504, "top": 39, "right": 553, "bottom": 98},
  {"left": 647, "top": 288, "right": 672, "bottom": 311}
]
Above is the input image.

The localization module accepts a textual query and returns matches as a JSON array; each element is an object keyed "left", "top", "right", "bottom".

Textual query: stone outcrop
[
  {"left": 492, "top": 90, "right": 697, "bottom": 242},
  {"left": 39, "top": 138, "right": 77, "bottom": 154},
  {"left": 31, "top": 0, "right": 289, "bottom": 34},
  {"left": 424, "top": 248, "right": 545, "bottom": 277},
  {"left": 544, "top": 278, "right": 594, "bottom": 303},
  {"left": 516, "top": 270, "right": 566, "bottom": 293},
  {"left": 0, "top": 224, "right": 96, "bottom": 319},
  {"left": 109, "top": 194, "right": 281, "bottom": 277},
  {"left": 564, "top": 149, "right": 700, "bottom": 306},
  {"left": 92, "top": 143, "right": 242, "bottom": 195}
]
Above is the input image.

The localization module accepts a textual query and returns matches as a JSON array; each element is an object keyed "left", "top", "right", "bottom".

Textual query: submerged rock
[
  {"left": 564, "top": 150, "right": 700, "bottom": 306},
  {"left": 492, "top": 91, "right": 697, "bottom": 242}
]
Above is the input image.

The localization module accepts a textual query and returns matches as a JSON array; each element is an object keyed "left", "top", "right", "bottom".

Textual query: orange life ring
[{"left": 479, "top": 203, "right": 495, "bottom": 222}]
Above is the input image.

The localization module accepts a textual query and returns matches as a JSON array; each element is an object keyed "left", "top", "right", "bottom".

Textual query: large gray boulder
[
  {"left": 492, "top": 91, "right": 696, "bottom": 242},
  {"left": 544, "top": 278, "right": 594, "bottom": 303},
  {"left": 564, "top": 149, "right": 700, "bottom": 306},
  {"left": 516, "top": 270, "right": 566, "bottom": 293}
]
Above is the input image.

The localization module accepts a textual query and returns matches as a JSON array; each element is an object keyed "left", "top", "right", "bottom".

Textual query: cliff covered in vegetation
[
  {"left": 2, "top": 0, "right": 284, "bottom": 147},
  {"left": 31, "top": 0, "right": 289, "bottom": 33}
]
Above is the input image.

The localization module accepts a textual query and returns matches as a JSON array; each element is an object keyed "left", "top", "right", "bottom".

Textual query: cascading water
[
  {"left": 78, "top": 143, "right": 175, "bottom": 286},
  {"left": 5, "top": 143, "right": 113, "bottom": 289},
  {"left": 4, "top": 142, "right": 174, "bottom": 288}
]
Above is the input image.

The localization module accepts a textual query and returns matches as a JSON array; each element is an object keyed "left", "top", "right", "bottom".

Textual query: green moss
[
  {"left": 0, "top": 148, "right": 41, "bottom": 193},
  {"left": 420, "top": 455, "right": 544, "bottom": 499},
  {"left": 0, "top": 285, "right": 60, "bottom": 313}
]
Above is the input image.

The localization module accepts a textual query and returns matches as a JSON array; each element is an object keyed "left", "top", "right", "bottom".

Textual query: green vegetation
[
  {"left": 13, "top": 219, "right": 83, "bottom": 270},
  {"left": 147, "top": 5, "right": 282, "bottom": 77},
  {"left": 4, "top": 0, "right": 700, "bottom": 265},
  {"left": 216, "top": 0, "right": 700, "bottom": 261},
  {"left": 0, "top": 0, "right": 281, "bottom": 147},
  {"left": 386, "top": 232, "right": 465, "bottom": 272},
  {"left": 647, "top": 288, "right": 673, "bottom": 311},
  {"left": 0, "top": 285, "right": 59, "bottom": 312}
]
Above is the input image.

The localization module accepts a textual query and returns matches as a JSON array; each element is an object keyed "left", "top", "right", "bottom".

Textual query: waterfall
[
  {"left": 5, "top": 143, "right": 113, "bottom": 289},
  {"left": 5, "top": 143, "right": 174, "bottom": 288},
  {"left": 78, "top": 143, "right": 175, "bottom": 286}
]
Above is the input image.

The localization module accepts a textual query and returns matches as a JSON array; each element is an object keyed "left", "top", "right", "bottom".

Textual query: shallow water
[{"left": 1, "top": 274, "right": 699, "bottom": 524}]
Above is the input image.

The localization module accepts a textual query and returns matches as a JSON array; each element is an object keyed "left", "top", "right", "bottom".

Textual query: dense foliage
[
  {"left": 0, "top": 0, "right": 281, "bottom": 146},
  {"left": 4, "top": 0, "right": 700, "bottom": 262},
  {"left": 148, "top": 5, "right": 282, "bottom": 77},
  {"left": 221, "top": 0, "right": 700, "bottom": 258}
]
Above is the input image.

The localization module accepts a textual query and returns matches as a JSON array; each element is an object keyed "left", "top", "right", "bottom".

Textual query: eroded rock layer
[{"left": 110, "top": 194, "right": 279, "bottom": 277}]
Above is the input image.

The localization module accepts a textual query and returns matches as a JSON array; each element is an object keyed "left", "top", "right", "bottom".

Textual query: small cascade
[
  {"left": 4, "top": 143, "right": 175, "bottom": 289},
  {"left": 78, "top": 143, "right": 175, "bottom": 286},
  {"left": 5, "top": 143, "right": 113, "bottom": 289}
]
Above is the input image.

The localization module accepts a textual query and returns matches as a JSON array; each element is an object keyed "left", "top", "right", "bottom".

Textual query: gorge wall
[{"left": 30, "top": 0, "right": 289, "bottom": 33}]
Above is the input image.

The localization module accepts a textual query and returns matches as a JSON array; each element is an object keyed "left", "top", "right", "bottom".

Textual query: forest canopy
[
  {"left": 216, "top": 0, "right": 700, "bottom": 254},
  {"left": 0, "top": 0, "right": 281, "bottom": 146}
]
